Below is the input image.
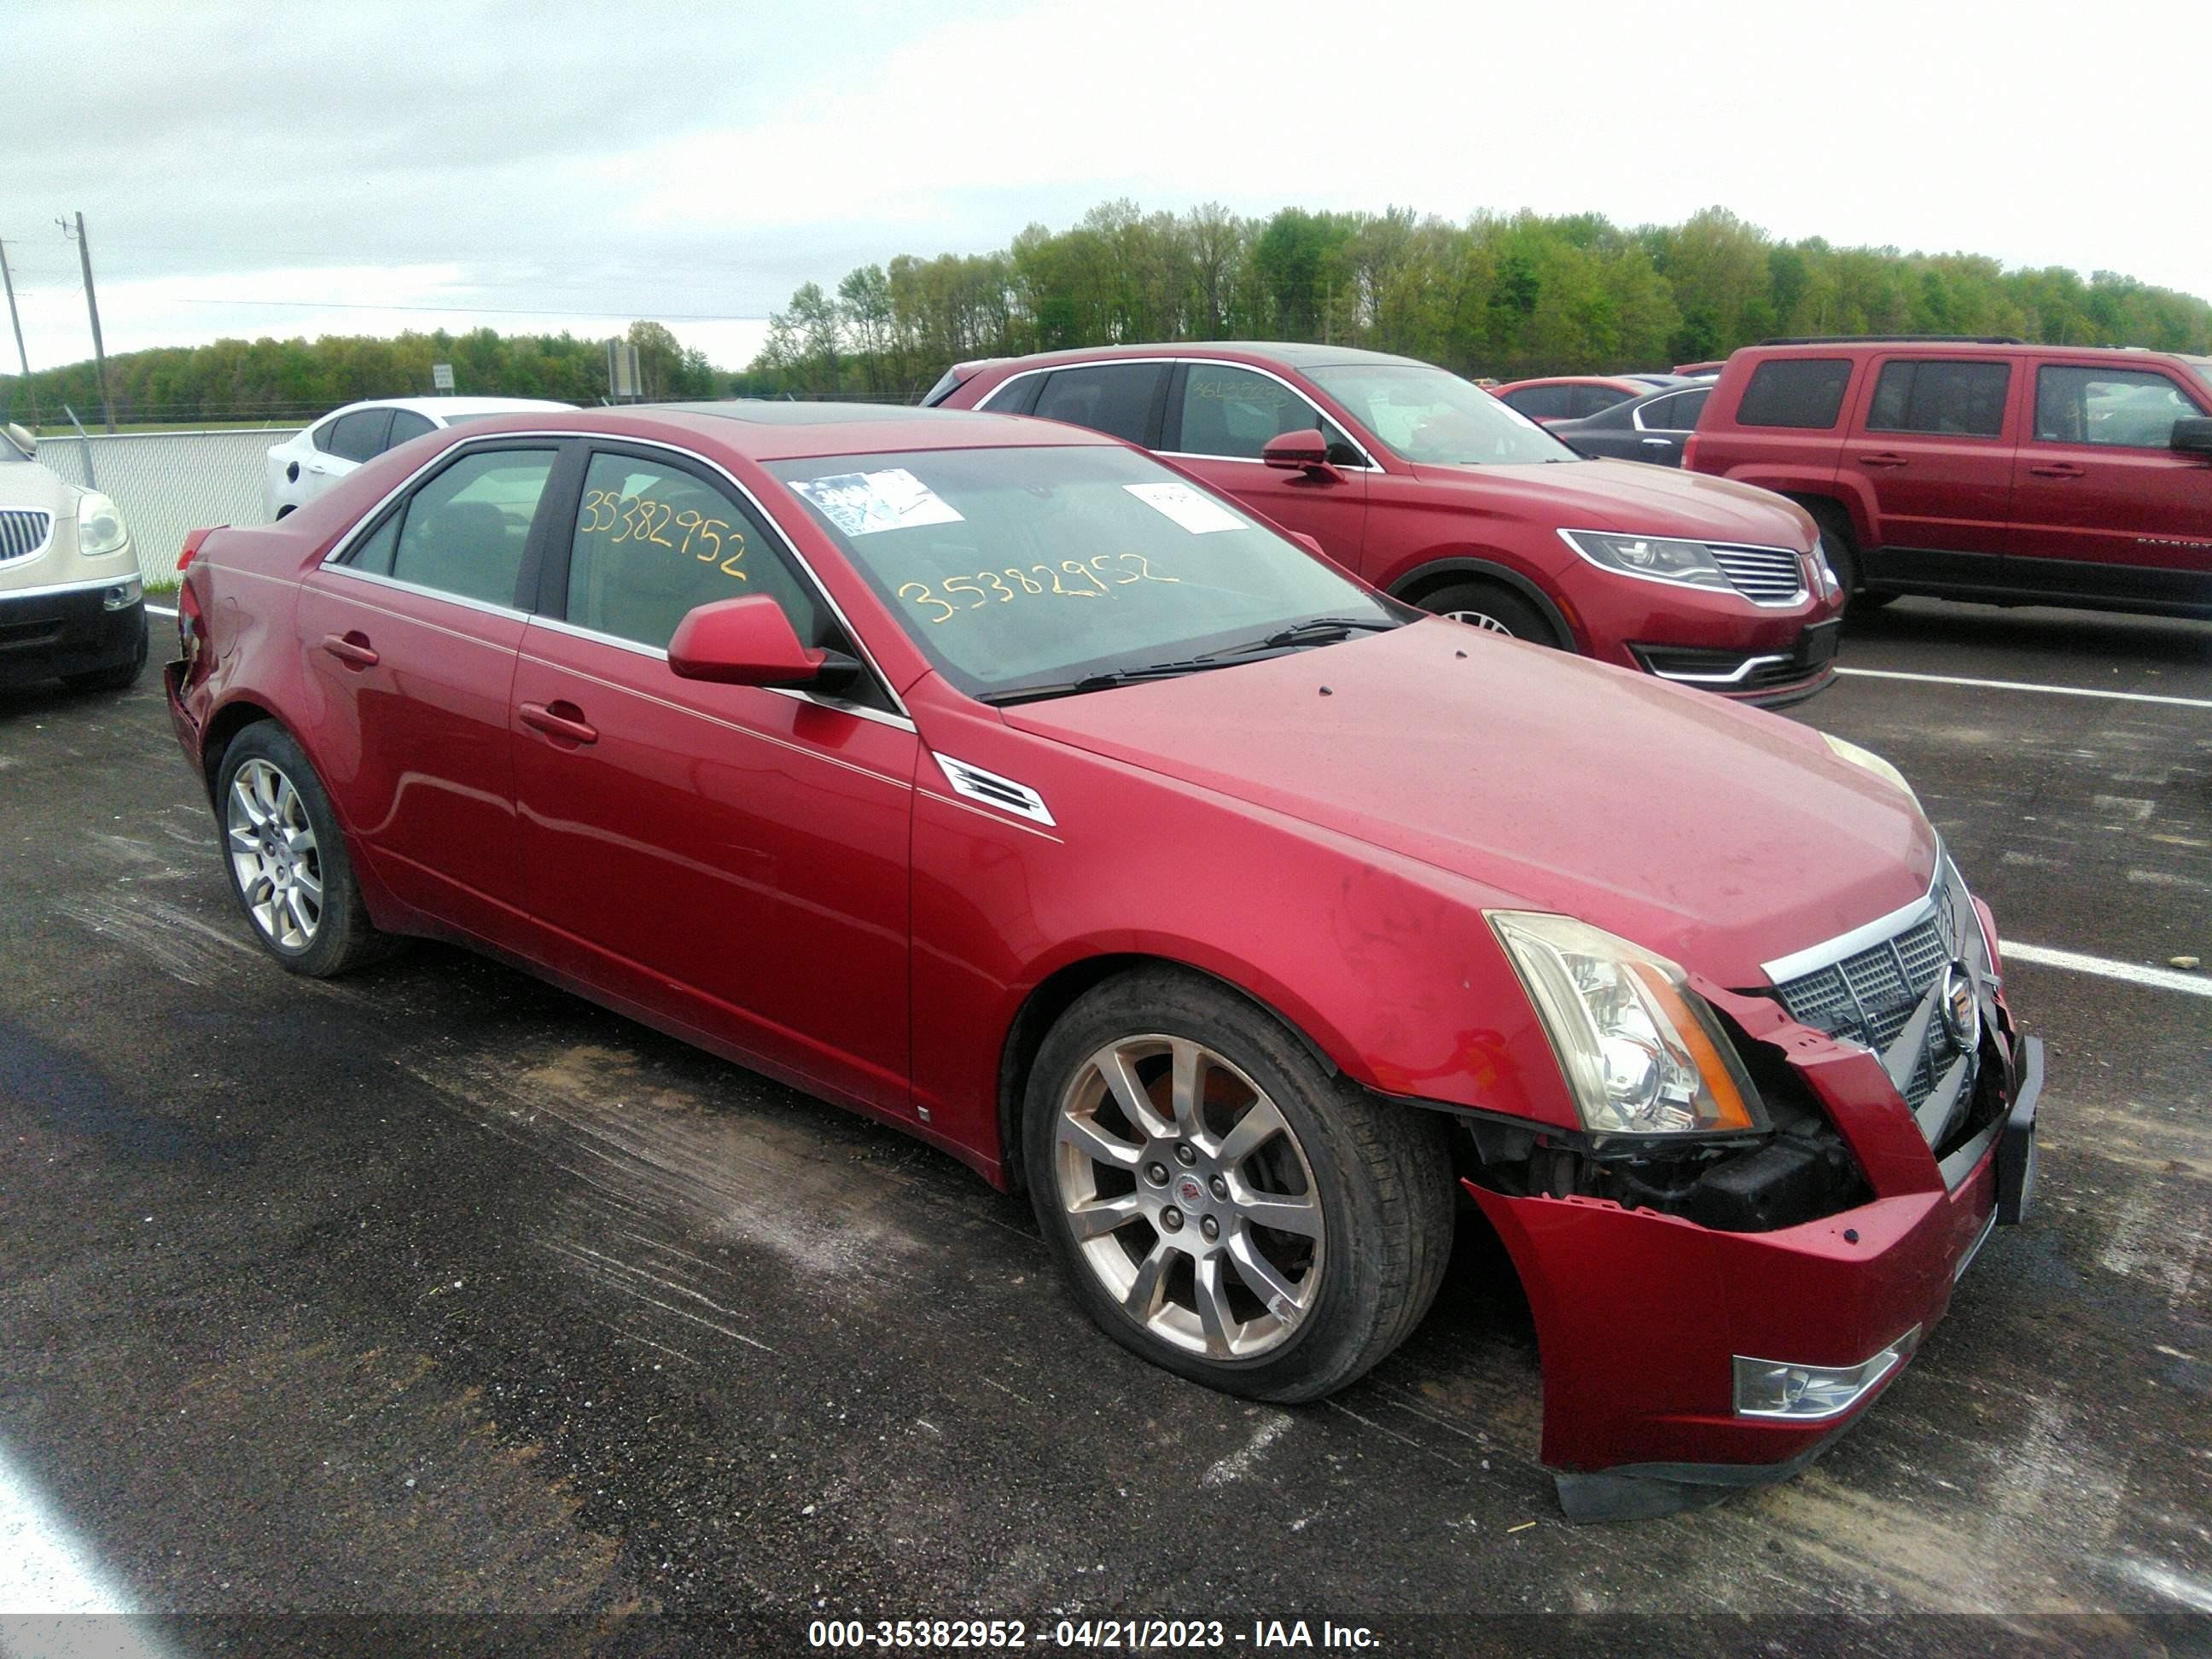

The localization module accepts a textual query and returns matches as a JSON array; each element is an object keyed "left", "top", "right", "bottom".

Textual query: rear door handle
[
  {"left": 1857, "top": 451, "right": 1908, "bottom": 469},
  {"left": 520, "top": 701, "right": 598, "bottom": 746},
  {"left": 1639, "top": 436, "right": 1676, "bottom": 447},
  {"left": 2028, "top": 462, "right": 2085, "bottom": 479},
  {"left": 321, "top": 632, "right": 379, "bottom": 668}
]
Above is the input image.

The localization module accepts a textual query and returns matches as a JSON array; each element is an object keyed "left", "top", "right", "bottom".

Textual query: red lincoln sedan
[
  {"left": 928, "top": 345, "right": 1846, "bottom": 707},
  {"left": 164, "top": 402, "right": 2040, "bottom": 1521}
]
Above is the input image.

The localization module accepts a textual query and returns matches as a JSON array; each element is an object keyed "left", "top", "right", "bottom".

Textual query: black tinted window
[
  {"left": 1503, "top": 385, "right": 1572, "bottom": 420},
  {"left": 1030, "top": 364, "right": 1165, "bottom": 445},
  {"left": 386, "top": 409, "right": 436, "bottom": 447},
  {"left": 1866, "top": 360, "right": 2011, "bottom": 437},
  {"left": 2036, "top": 365, "right": 2206, "bottom": 448},
  {"left": 346, "top": 514, "right": 400, "bottom": 575},
  {"left": 981, "top": 374, "right": 1041, "bottom": 416},
  {"left": 1738, "top": 358, "right": 1853, "bottom": 428},
  {"left": 328, "top": 409, "right": 393, "bottom": 463},
  {"left": 389, "top": 448, "right": 556, "bottom": 608},
  {"left": 308, "top": 420, "right": 339, "bottom": 454},
  {"left": 566, "top": 451, "right": 823, "bottom": 651},
  {"left": 1639, "top": 390, "right": 1707, "bottom": 431},
  {"left": 1571, "top": 385, "right": 1631, "bottom": 418}
]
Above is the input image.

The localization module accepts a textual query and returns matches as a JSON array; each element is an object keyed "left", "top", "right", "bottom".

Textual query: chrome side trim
[
  {"left": 1650, "top": 652, "right": 1791, "bottom": 686},
  {"left": 319, "top": 561, "right": 530, "bottom": 623},
  {"left": 1953, "top": 1208, "right": 1999, "bottom": 1283},
  {"left": 934, "top": 754, "right": 1054, "bottom": 827},
  {"left": 975, "top": 356, "right": 1385, "bottom": 472},
  {"left": 1760, "top": 856, "right": 1946, "bottom": 987},
  {"left": 311, "top": 427, "right": 912, "bottom": 723}
]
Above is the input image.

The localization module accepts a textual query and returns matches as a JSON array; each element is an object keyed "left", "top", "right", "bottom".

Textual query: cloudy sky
[{"left": 3, "top": 0, "right": 2204, "bottom": 377}]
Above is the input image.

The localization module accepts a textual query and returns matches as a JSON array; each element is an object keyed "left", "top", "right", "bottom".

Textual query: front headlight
[
  {"left": 1489, "top": 911, "right": 1766, "bottom": 1138},
  {"left": 77, "top": 492, "right": 130, "bottom": 556},
  {"left": 1822, "top": 733, "right": 1920, "bottom": 811},
  {"left": 1559, "top": 528, "right": 1732, "bottom": 592},
  {"left": 1811, "top": 537, "right": 1842, "bottom": 600}
]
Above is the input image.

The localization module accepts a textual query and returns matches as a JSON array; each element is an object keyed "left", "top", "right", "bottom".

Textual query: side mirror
[
  {"left": 3, "top": 422, "right": 32, "bottom": 458},
  {"left": 667, "top": 594, "right": 858, "bottom": 690},
  {"left": 1261, "top": 428, "right": 1334, "bottom": 474},
  {"left": 2172, "top": 416, "right": 2212, "bottom": 458}
]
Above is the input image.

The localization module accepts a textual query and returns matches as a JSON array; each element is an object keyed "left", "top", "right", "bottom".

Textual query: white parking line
[
  {"left": 2005, "top": 942, "right": 2212, "bottom": 998},
  {"left": 1836, "top": 667, "right": 2212, "bottom": 710},
  {"left": 143, "top": 604, "right": 177, "bottom": 619},
  {"left": 0, "top": 1447, "right": 138, "bottom": 1617}
]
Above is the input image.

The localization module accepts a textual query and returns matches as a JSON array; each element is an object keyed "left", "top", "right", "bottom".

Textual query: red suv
[
  {"left": 928, "top": 345, "right": 1845, "bottom": 707},
  {"left": 1686, "top": 336, "right": 2212, "bottom": 616}
]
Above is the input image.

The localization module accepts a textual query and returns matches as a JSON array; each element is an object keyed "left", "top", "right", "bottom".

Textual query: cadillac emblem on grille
[{"left": 1940, "top": 960, "right": 1980, "bottom": 1051}]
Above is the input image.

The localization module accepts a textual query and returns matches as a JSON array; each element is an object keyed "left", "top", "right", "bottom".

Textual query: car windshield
[
  {"left": 1307, "top": 363, "right": 1579, "bottom": 466},
  {"left": 2190, "top": 361, "right": 2212, "bottom": 394},
  {"left": 766, "top": 444, "right": 1395, "bottom": 701}
]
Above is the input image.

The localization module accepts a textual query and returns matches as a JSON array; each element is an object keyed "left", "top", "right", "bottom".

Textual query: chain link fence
[{"left": 36, "top": 428, "right": 285, "bottom": 586}]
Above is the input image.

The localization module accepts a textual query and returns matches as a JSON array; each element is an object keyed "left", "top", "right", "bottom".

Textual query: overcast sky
[{"left": 2, "top": 0, "right": 2204, "bottom": 378}]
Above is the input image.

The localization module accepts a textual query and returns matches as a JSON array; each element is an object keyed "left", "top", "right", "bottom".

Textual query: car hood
[
  {"left": 1412, "top": 457, "right": 1814, "bottom": 548},
  {"left": 1003, "top": 621, "right": 1934, "bottom": 988}
]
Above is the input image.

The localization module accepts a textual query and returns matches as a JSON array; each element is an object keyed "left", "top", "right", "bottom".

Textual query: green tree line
[
  {"left": 743, "top": 201, "right": 2212, "bottom": 398},
  {"left": 3, "top": 320, "right": 714, "bottom": 429}
]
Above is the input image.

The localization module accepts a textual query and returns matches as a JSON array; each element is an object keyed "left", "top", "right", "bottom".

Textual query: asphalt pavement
[{"left": 1, "top": 597, "right": 2207, "bottom": 1653}]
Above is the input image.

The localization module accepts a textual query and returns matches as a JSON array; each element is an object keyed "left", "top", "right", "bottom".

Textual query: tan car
[{"left": 0, "top": 422, "right": 145, "bottom": 692}]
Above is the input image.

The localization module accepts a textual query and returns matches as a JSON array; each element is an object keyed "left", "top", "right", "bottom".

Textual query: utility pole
[
  {"left": 0, "top": 241, "right": 38, "bottom": 429},
  {"left": 58, "top": 212, "right": 114, "bottom": 432}
]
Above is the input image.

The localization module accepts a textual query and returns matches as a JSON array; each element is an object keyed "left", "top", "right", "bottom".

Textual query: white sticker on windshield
[
  {"left": 790, "top": 469, "right": 965, "bottom": 537},
  {"left": 1122, "top": 481, "right": 1247, "bottom": 535}
]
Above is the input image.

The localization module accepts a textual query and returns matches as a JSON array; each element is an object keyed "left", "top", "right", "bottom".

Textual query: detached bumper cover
[{"left": 1469, "top": 1027, "right": 2043, "bottom": 1522}]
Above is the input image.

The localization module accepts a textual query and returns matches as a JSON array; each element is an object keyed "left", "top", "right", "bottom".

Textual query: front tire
[
  {"left": 215, "top": 723, "right": 394, "bottom": 976},
  {"left": 1417, "top": 580, "right": 1558, "bottom": 646},
  {"left": 1023, "top": 969, "right": 1453, "bottom": 1402}
]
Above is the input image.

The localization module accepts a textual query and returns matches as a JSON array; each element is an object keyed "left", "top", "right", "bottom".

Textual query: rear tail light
[
  {"left": 176, "top": 526, "right": 218, "bottom": 573},
  {"left": 1679, "top": 432, "right": 1702, "bottom": 471}
]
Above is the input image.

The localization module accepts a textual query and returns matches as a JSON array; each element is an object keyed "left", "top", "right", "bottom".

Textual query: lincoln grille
[
  {"left": 0, "top": 510, "right": 53, "bottom": 564},
  {"left": 1708, "top": 544, "right": 1805, "bottom": 604}
]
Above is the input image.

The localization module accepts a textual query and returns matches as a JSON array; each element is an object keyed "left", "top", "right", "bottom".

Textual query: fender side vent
[{"left": 934, "top": 754, "right": 1056, "bottom": 827}]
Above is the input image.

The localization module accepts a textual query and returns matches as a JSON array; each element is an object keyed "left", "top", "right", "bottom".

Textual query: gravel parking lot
[{"left": 2, "top": 599, "right": 2207, "bottom": 1649}]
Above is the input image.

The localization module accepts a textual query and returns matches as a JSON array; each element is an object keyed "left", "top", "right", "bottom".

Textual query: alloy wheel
[
  {"left": 1443, "top": 608, "right": 1514, "bottom": 634},
  {"left": 225, "top": 757, "right": 323, "bottom": 951},
  {"left": 1054, "top": 1034, "right": 1324, "bottom": 1359}
]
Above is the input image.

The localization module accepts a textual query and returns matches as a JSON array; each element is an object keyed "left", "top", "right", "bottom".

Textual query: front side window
[
  {"left": 1866, "top": 360, "right": 2011, "bottom": 438},
  {"left": 1027, "top": 364, "right": 1167, "bottom": 445},
  {"left": 328, "top": 408, "right": 393, "bottom": 463},
  {"left": 387, "top": 447, "right": 556, "bottom": 608},
  {"left": 564, "top": 451, "right": 822, "bottom": 651},
  {"left": 1737, "top": 358, "right": 1853, "bottom": 429},
  {"left": 1308, "top": 364, "right": 1578, "bottom": 465},
  {"left": 768, "top": 445, "right": 1392, "bottom": 700},
  {"left": 1172, "top": 363, "right": 1353, "bottom": 461},
  {"left": 2036, "top": 365, "right": 2207, "bottom": 448}
]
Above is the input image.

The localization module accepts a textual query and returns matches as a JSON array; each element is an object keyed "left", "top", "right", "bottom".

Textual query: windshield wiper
[
  {"left": 979, "top": 655, "right": 1247, "bottom": 706},
  {"left": 1237, "top": 616, "right": 1400, "bottom": 653}
]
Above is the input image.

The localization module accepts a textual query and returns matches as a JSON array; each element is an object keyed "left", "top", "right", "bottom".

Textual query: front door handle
[
  {"left": 1639, "top": 436, "right": 1676, "bottom": 447},
  {"left": 1857, "top": 451, "right": 1908, "bottom": 469},
  {"left": 2028, "top": 462, "right": 2086, "bottom": 480},
  {"left": 321, "top": 632, "right": 379, "bottom": 668},
  {"left": 520, "top": 701, "right": 598, "bottom": 746}
]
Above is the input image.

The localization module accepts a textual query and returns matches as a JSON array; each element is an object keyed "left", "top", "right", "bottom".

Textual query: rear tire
[
  {"left": 1023, "top": 968, "right": 1454, "bottom": 1403},
  {"left": 1417, "top": 580, "right": 1558, "bottom": 647},
  {"left": 215, "top": 723, "right": 396, "bottom": 977}
]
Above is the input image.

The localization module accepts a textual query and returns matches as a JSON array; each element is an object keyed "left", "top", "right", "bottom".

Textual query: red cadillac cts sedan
[
  {"left": 928, "top": 344, "right": 1846, "bottom": 707},
  {"left": 164, "top": 403, "right": 2041, "bottom": 1521}
]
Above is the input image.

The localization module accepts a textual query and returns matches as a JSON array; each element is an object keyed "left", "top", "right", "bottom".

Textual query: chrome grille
[
  {"left": 1776, "top": 912, "right": 1960, "bottom": 1109},
  {"left": 1708, "top": 544, "right": 1806, "bottom": 605},
  {"left": 0, "top": 509, "right": 53, "bottom": 563}
]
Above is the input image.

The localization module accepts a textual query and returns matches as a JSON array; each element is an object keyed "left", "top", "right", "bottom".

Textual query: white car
[
  {"left": 0, "top": 422, "right": 145, "bottom": 692},
  {"left": 264, "top": 397, "right": 573, "bottom": 520}
]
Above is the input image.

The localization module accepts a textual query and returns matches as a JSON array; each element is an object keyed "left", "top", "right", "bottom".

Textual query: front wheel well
[
  {"left": 995, "top": 954, "right": 1336, "bottom": 1192},
  {"left": 1388, "top": 560, "right": 1573, "bottom": 649}
]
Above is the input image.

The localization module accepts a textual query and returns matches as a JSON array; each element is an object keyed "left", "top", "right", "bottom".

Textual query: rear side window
[
  {"left": 2036, "top": 366, "right": 2207, "bottom": 448},
  {"left": 1736, "top": 358, "right": 1853, "bottom": 429},
  {"left": 1570, "top": 384, "right": 1632, "bottom": 418},
  {"left": 386, "top": 409, "right": 436, "bottom": 447},
  {"left": 389, "top": 448, "right": 557, "bottom": 608},
  {"left": 1866, "top": 360, "right": 2011, "bottom": 437},
  {"left": 981, "top": 373, "right": 1042, "bottom": 416},
  {"left": 1639, "top": 389, "right": 1708, "bottom": 431},
  {"left": 327, "top": 408, "right": 393, "bottom": 463},
  {"left": 308, "top": 419, "right": 339, "bottom": 454},
  {"left": 1029, "top": 364, "right": 1166, "bottom": 445},
  {"left": 1503, "top": 385, "right": 1573, "bottom": 420}
]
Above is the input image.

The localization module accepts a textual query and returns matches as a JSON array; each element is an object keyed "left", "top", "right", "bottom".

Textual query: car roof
[
  {"left": 318, "top": 395, "right": 575, "bottom": 421},
  {"left": 970, "top": 341, "right": 1437, "bottom": 375},
  {"left": 1734, "top": 339, "right": 2204, "bottom": 366},
  {"left": 440, "top": 399, "right": 1121, "bottom": 462},
  {"left": 1496, "top": 375, "right": 1650, "bottom": 391}
]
